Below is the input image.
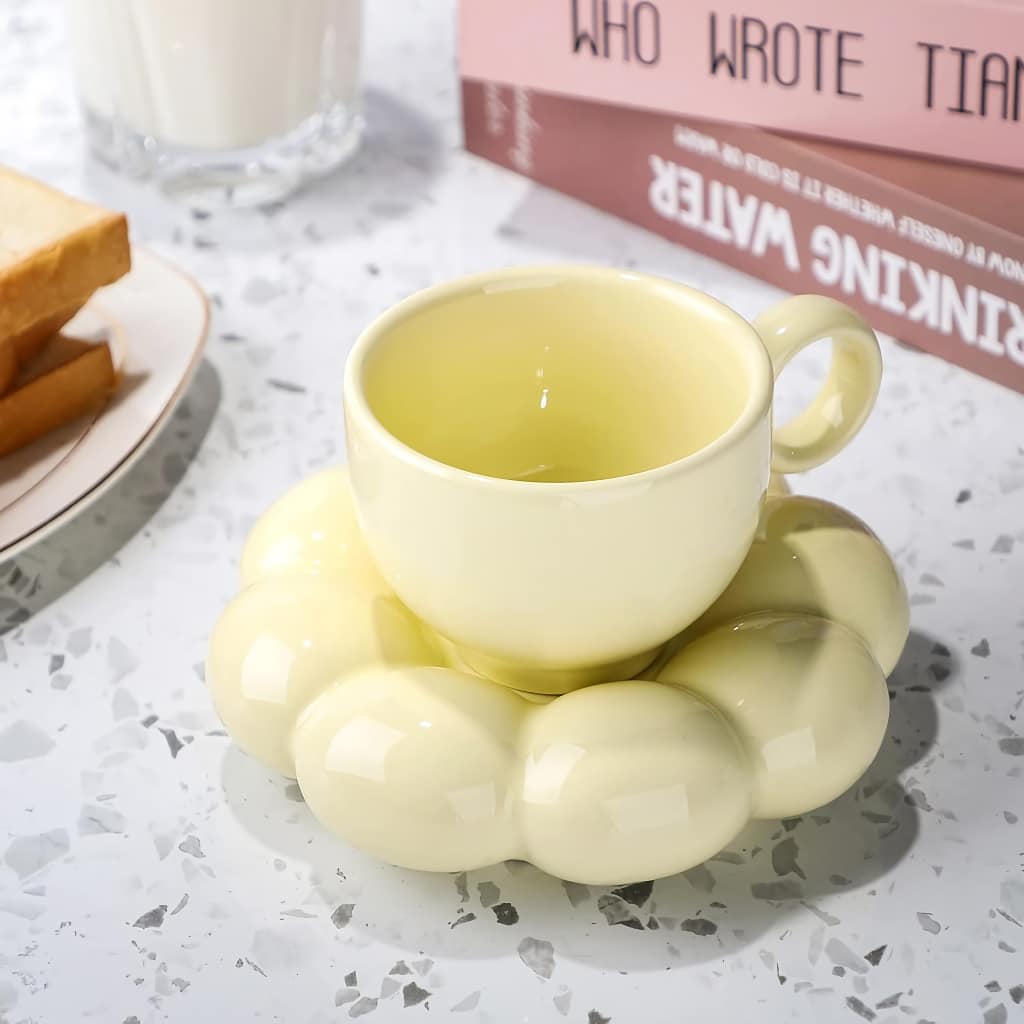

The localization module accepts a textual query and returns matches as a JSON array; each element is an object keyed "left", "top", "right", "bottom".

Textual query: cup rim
[{"left": 343, "top": 265, "right": 774, "bottom": 492}]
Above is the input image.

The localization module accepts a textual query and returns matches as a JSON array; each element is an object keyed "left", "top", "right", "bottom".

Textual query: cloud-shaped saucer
[{"left": 207, "top": 469, "right": 909, "bottom": 885}]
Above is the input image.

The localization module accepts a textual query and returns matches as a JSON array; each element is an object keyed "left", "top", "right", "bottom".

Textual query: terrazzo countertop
[{"left": 2, "top": 1, "right": 1023, "bottom": 1022}]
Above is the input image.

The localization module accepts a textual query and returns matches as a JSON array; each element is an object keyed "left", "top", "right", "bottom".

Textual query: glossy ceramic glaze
[
  {"left": 656, "top": 614, "right": 890, "bottom": 819},
  {"left": 687, "top": 494, "right": 910, "bottom": 675},
  {"left": 207, "top": 576, "right": 440, "bottom": 777},
  {"left": 343, "top": 268, "right": 882, "bottom": 691},
  {"left": 207, "top": 467, "right": 909, "bottom": 884}
]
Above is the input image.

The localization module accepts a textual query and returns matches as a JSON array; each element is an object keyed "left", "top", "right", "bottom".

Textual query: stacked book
[{"left": 459, "top": 0, "right": 1024, "bottom": 394}]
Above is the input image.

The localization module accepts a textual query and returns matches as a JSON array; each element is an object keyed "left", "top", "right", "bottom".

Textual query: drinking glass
[{"left": 67, "top": 0, "right": 363, "bottom": 205}]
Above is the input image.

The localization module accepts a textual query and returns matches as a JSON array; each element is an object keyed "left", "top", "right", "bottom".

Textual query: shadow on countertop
[
  {"left": 0, "top": 358, "right": 221, "bottom": 635},
  {"left": 219, "top": 627, "right": 956, "bottom": 975},
  {"left": 81, "top": 89, "right": 445, "bottom": 253}
]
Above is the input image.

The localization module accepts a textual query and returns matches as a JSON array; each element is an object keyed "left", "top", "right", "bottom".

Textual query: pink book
[
  {"left": 462, "top": 79, "right": 1024, "bottom": 393},
  {"left": 459, "top": 0, "right": 1024, "bottom": 172}
]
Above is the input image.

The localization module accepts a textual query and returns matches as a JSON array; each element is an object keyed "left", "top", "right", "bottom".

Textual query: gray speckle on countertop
[
  {"left": 451, "top": 990, "right": 481, "bottom": 1012},
  {"left": 348, "top": 996, "right": 377, "bottom": 1017},
  {"left": 562, "top": 880, "right": 590, "bottom": 907},
  {"left": 331, "top": 903, "right": 355, "bottom": 929},
  {"left": 518, "top": 937, "right": 557, "bottom": 980},
  {"left": 177, "top": 834, "right": 204, "bottom": 858},
  {"left": 0, "top": 720, "right": 55, "bottom": 761},
  {"left": 477, "top": 880, "right": 501, "bottom": 907},
  {"left": 826, "top": 939, "right": 870, "bottom": 975},
  {"left": 106, "top": 636, "right": 140, "bottom": 682},
  {"left": 77, "top": 803, "right": 127, "bottom": 836},
  {"left": 3, "top": 829, "right": 70, "bottom": 878},
  {"left": 1, "top": 1, "right": 1023, "bottom": 1021},
  {"left": 131, "top": 905, "right": 167, "bottom": 930}
]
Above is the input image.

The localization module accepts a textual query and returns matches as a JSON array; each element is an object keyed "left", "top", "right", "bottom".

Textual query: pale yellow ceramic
[
  {"left": 343, "top": 268, "right": 882, "bottom": 692},
  {"left": 655, "top": 615, "right": 891, "bottom": 820},
  {"left": 207, "top": 468, "right": 908, "bottom": 885},
  {"left": 687, "top": 494, "right": 910, "bottom": 676}
]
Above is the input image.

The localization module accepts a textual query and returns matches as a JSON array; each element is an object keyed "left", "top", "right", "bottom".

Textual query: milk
[{"left": 68, "top": 0, "right": 361, "bottom": 151}]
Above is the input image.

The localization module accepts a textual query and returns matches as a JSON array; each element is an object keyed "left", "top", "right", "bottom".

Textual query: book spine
[
  {"left": 462, "top": 79, "right": 1024, "bottom": 395},
  {"left": 459, "top": 0, "right": 1024, "bottom": 173}
]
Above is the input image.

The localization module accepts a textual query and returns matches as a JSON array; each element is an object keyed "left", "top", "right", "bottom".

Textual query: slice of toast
[
  {"left": 0, "top": 336, "right": 116, "bottom": 458},
  {"left": 0, "top": 336, "right": 15, "bottom": 395},
  {"left": 0, "top": 301, "right": 88, "bottom": 397},
  {"left": 0, "top": 166, "right": 130, "bottom": 343},
  {"left": 9, "top": 302, "right": 87, "bottom": 365}
]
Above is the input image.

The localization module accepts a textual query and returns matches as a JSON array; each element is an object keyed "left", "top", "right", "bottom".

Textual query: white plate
[
  {"left": 0, "top": 307, "right": 131, "bottom": 514},
  {"left": 0, "top": 247, "right": 209, "bottom": 559}
]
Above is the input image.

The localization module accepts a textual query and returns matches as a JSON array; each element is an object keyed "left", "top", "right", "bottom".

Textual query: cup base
[
  {"left": 80, "top": 102, "right": 364, "bottom": 207},
  {"left": 445, "top": 641, "right": 665, "bottom": 695}
]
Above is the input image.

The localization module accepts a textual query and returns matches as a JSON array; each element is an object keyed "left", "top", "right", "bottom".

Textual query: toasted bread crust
[
  {"left": 0, "top": 340, "right": 116, "bottom": 457},
  {"left": 0, "top": 214, "right": 130, "bottom": 341},
  {"left": 0, "top": 338, "right": 15, "bottom": 395},
  {"left": 8, "top": 301, "right": 86, "bottom": 366}
]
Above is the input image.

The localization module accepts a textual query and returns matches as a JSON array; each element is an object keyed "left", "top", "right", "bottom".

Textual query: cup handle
[{"left": 752, "top": 295, "right": 883, "bottom": 474}]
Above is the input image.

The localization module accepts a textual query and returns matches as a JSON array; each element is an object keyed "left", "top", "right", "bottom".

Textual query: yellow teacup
[{"left": 343, "top": 267, "right": 881, "bottom": 692}]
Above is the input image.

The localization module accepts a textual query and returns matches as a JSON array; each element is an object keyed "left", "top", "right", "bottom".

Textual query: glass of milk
[{"left": 67, "top": 0, "right": 363, "bottom": 205}]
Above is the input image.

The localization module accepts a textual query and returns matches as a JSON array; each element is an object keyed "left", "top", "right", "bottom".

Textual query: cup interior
[{"left": 358, "top": 271, "right": 760, "bottom": 483}]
